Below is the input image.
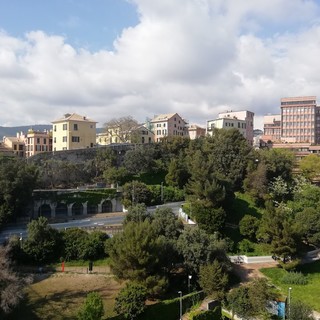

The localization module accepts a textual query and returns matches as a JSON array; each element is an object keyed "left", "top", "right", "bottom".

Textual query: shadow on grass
[{"left": 297, "top": 260, "right": 320, "bottom": 275}]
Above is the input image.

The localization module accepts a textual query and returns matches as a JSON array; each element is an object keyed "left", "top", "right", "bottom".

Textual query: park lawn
[
  {"left": 260, "top": 261, "right": 320, "bottom": 312},
  {"left": 6, "top": 273, "right": 124, "bottom": 320}
]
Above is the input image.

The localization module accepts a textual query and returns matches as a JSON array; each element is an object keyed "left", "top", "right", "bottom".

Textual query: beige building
[
  {"left": 188, "top": 124, "right": 206, "bottom": 140},
  {"left": 52, "top": 113, "right": 97, "bottom": 151},
  {"left": 96, "top": 124, "right": 154, "bottom": 145},
  {"left": 207, "top": 118, "right": 247, "bottom": 140},
  {"left": 217, "top": 110, "right": 254, "bottom": 145},
  {"left": 3, "top": 133, "right": 25, "bottom": 157},
  {"left": 25, "top": 129, "right": 52, "bottom": 158},
  {"left": 150, "top": 113, "right": 188, "bottom": 142}
]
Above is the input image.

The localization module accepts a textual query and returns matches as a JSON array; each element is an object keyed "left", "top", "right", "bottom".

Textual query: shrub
[
  {"left": 190, "top": 307, "right": 222, "bottom": 320},
  {"left": 278, "top": 259, "right": 301, "bottom": 271},
  {"left": 281, "top": 271, "right": 308, "bottom": 285},
  {"left": 78, "top": 292, "right": 104, "bottom": 320},
  {"left": 238, "top": 239, "right": 254, "bottom": 253}
]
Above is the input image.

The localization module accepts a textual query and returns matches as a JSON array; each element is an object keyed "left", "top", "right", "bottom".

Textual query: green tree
[
  {"left": 299, "top": 153, "right": 320, "bottom": 181},
  {"left": 114, "top": 282, "right": 147, "bottom": 320},
  {"left": 177, "top": 226, "right": 230, "bottom": 274},
  {"left": 62, "top": 228, "right": 88, "bottom": 261},
  {"left": 122, "top": 181, "right": 152, "bottom": 207},
  {"left": 124, "top": 203, "right": 151, "bottom": 225},
  {"left": 198, "top": 260, "right": 229, "bottom": 299},
  {"left": 23, "top": 217, "right": 62, "bottom": 263},
  {"left": 295, "top": 208, "right": 320, "bottom": 247},
  {"left": 103, "top": 166, "right": 132, "bottom": 186},
  {"left": 269, "top": 176, "right": 291, "bottom": 202},
  {"left": 239, "top": 215, "right": 259, "bottom": 241},
  {"left": 165, "top": 154, "right": 190, "bottom": 189},
  {"left": 227, "top": 278, "right": 276, "bottom": 319},
  {"left": 0, "top": 156, "right": 38, "bottom": 226},
  {"left": 77, "top": 292, "right": 104, "bottom": 320},
  {"left": 82, "top": 231, "right": 109, "bottom": 261}
]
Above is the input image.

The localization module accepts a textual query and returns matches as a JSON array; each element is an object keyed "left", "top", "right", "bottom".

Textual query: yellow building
[
  {"left": 3, "top": 133, "right": 25, "bottom": 157},
  {"left": 52, "top": 113, "right": 97, "bottom": 151}
]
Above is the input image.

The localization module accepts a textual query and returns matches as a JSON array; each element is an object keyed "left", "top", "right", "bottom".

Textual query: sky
[{"left": 1, "top": 0, "right": 320, "bottom": 129}]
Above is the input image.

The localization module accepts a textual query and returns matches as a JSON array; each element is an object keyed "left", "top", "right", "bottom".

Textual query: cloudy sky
[{"left": 1, "top": 0, "right": 320, "bottom": 129}]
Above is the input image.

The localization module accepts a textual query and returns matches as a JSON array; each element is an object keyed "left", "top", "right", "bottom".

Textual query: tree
[
  {"left": 82, "top": 231, "right": 109, "bottom": 261},
  {"left": 198, "top": 260, "right": 229, "bottom": 299},
  {"left": 177, "top": 226, "right": 230, "bottom": 274},
  {"left": 124, "top": 203, "right": 151, "bottom": 225},
  {"left": 227, "top": 278, "right": 276, "bottom": 319},
  {"left": 62, "top": 228, "right": 88, "bottom": 261},
  {"left": 104, "top": 116, "right": 139, "bottom": 143},
  {"left": 239, "top": 215, "right": 259, "bottom": 241},
  {"left": 0, "top": 156, "right": 38, "bottom": 226},
  {"left": 269, "top": 176, "right": 291, "bottom": 202},
  {"left": 0, "top": 245, "right": 32, "bottom": 315},
  {"left": 114, "top": 282, "right": 147, "bottom": 320},
  {"left": 189, "top": 200, "right": 226, "bottom": 234},
  {"left": 165, "top": 154, "right": 190, "bottom": 189},
  {"left": 103, "top": 166, "right": 132, "bottom": 186},
  {"left": 295, "top": 208, "right": 320, "bottom": 247},
  {"left": 78, "top": 292, "right": 104, "bottom": 320},
  {"left": 299, "top": 154, "right": 320, "bottom": 181},
  {"left": 107, "top": 220, "right": 168, "bottom": 295},
  {"left": 23, "top": 216, "right": 62, "bottom": 263},
  {"left": 122, "top": 181, "right": 152, "bottom": 207},
  {"left": 288, "top": 300, "right": 315, "bottom": 320}
]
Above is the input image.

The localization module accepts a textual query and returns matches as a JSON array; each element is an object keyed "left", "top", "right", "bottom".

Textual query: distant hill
[{"left": 0, "top": 125, "right": 52, "bottom": 140}]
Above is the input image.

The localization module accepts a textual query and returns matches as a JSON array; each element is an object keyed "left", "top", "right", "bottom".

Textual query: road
[{"left": 0, "top": 201, "right": 184, "bottom": 244}]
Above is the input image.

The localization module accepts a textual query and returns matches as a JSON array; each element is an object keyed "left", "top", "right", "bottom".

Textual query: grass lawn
[
  {"left": 260, "top": 261, "right": 320, "bottom": 312},
  {"left": 6, "top": 273, "right": 124, "bottom": 320}
]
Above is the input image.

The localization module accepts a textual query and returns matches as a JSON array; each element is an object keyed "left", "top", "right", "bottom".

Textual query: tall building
[
  {"left": 52, "top": 113, "right": 97, "bottom": 151},
  {"left": 280, "top": 96, "right": 318, "bottom": 144},
  {"left": 150, "top": 113, "right": 188, "bottom": 142}
]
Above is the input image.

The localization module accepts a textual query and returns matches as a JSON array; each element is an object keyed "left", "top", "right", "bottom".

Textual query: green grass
[
  {"left": 260, "top": 261, "right": 320, "bottom": 311},
  {"left": 50, "top": 258, "right": 111, "bottom": 268}
]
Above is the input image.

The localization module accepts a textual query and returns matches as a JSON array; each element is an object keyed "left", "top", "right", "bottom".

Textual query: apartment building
[
  {"left": 25, "top": 129, "right": 52, "bottom": 158},
  {"left": 217, "top": 110, "right": 254, "bottom": 145},
  {"left": 150, "top": 113, "right": 188, "bottom": 142},
  {"left": 3, "top": 133, "right": 25, "bottom": 157},
  {"left": 52, "top": 113, "right": 97, "bottom": 151},
  {"left": 262, "top": 114, "right": 281, "bottom": 142},
  {"left": 280, "top": 96, "right": 318, "bottom": 144},
  {"left": 96, "top": 124, "right": 154, "bottom": 145},
  {"left": 188, "top": 124, "right": 206, "bottom": 140}
]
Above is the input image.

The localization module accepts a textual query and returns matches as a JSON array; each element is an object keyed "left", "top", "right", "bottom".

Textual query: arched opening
[
  {"left": 38, "top": 204, "right": 51, "bottom": 218},
  {"left": 87, "top": 202, "right": 98, "bottom": 215},
  {"left": 72, "top": 203, "right": 83, "bottom": 216},
  {"left": 101, "top": 200, "right": 112, "bottom": 213},
  {"left": 56, "top": 203, "right": 68, "bottom": 216}
]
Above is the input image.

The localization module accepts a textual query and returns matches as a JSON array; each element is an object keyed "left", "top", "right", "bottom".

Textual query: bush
[
  {"left": 281, "top": 271, "right": 308, "bottom": 285},
  {"left": 279, "top": 259, "right": 301, "bottom": 271},
  {"left": 78, "top": 292, "right": 104, "bottom": 320},
  {"left": 238, "top": 239, "right": 254, "bottom": 253},
  {"left": 190, "top": 306, "right": 222, "bottom": 320}
]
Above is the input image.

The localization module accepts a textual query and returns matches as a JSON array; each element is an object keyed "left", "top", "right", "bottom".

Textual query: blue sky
[
  {"left": 1, "top": 0, "right": 320, "bottom": 128},
  {"left": 0, "top": 0, "right": 138, "bottom": 51}
]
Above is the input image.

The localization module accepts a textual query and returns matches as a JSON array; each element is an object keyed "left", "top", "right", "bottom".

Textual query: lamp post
[
  {"left": 178, "top": 291, "right": 182, "bottom": 320},
  {"left": 19, "top": 233, "right": 23, "bottom": 249},
  {"left": 288, "top": 287, "right": 292, "bottom": 320},
  {"left": 188, "top": 275, "right": 192, "bottom": 293}
]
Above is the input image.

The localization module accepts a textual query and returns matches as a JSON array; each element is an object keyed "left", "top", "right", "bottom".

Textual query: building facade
[
  {"left": 280, "top": 96, "right": 318, "bottom": 144},
  {"left": 207, "top": 117, "right": 247, "bottom": 139},
  {"left": 217, "top": 110, "right": 254, "bottom": 145},
  {"left": 150, "top": 113, "right": 188, "bottom": 142},
  {"left": 25, "top": 129, "right": 52, "bottom": 158},
  {"left": 262, "top": 114, "right": 281, "bottom": 142},
  {"left": 52, "top": 113, "right": 97, "bottom": 151},
  {"left": 188, "top": 124, "right": 206, "bottom": 140},
  {"left": 3, "top": 133, "right": 25, "bottom": 157}
]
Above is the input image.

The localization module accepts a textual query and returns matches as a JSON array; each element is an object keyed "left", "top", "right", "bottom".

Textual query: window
[
  {"left": 74, "top": 124, "right": 78, "bottom": 131},
  {"left": 54, "top": 125, "right": 56, "bottom": 132},
  {"left": 44, "top": 138, "right": 46, "bottom": 144},
  {"left": 54, "top": 137, "right": 56, "bottom": 143},
  {"left": 19, "top": 145, "right": 23, "bottom": 150},
  {"left": 72, "top": 136, "right": 80, "bottom": 142},
  {"left": 37, "top": 138, "right": 40, "bottom": 144},
  {"left": 63, "top": 123, "right": 67, "bottom": 130},
  {"left": 63, "top": 136, "right": 67, "bottom": 142}
]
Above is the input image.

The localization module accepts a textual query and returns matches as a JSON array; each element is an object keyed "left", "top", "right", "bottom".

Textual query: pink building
[
  {"left": 262, "top": 114, "right": 281, "bottom": 143},
  {"left": 25, "top": 129, "right": 53, "bottom": 158},
  {"left": 280, "top": 96, "right": 318, "bottom": 144},
  {"left": 188, "top": 124, "right": 206, "bottom": 140}
]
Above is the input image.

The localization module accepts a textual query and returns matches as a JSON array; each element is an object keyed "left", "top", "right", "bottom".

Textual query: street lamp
[
  {"left": 188, "top": 275, "right": 192, "bottom": 293},
  {"left": 178, "top": 291, "right": 182, "bottom": 320},
  {"left": 19, "top": 233, "right": 23, "bottom": 249},
  {"left": 288, "top": 287, "right": 292, "bottom": 320}
]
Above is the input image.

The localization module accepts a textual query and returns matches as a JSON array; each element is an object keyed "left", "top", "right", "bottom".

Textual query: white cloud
[{"left": 1, "top": 0, "right": 320, "bottom": 129}]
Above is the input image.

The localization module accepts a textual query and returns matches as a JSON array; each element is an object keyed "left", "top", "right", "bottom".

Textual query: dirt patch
[{"left": 233, "top": 262, "right": 278, "bottom": 283}]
